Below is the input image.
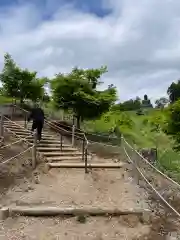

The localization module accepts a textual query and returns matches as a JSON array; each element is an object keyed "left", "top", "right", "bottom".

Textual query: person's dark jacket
[{"left": 28, "top": 107, "right": 45, "bottom": 122}]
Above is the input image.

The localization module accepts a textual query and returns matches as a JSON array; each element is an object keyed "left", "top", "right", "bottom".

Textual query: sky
[{"left": 0, "top": 0, "right": 180, "bottom": 102}]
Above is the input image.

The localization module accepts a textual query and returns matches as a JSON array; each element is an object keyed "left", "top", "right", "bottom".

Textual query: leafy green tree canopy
[
  {"left": 0, "top": 53, "right": 46, "bottom": 103},
  {"left": 167, "top": 80, "right": 180, "bottom": 103},
  {"left": 112, "top": 97, "right": 141, "bottom": 112},
  {"left": 166, "top": 100, "right": 180, "bottom": 150},
  {"left": 155, "top": 97, "right": 169, "bottom": 109},
  {"left": 51, "top": 66, "right": 117, "bottom": 128}
]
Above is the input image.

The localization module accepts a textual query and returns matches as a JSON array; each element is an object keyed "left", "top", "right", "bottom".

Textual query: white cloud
[{"left": 0, "top": 0, "right": 180, "bottom": 102}]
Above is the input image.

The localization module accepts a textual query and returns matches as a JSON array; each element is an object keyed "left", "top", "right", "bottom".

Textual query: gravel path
[
  {"left": 1, "top": 167, "right": 149, "bottom": 210},
  {"left": 0, "top": 149, "right": 152, "bottom": 239},
  {"left": 0, "top": 215, "right": 150, "bottom": 240}
]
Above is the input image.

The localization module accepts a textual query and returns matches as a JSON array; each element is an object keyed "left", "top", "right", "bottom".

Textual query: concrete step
[
  {"left": 10, "top": 130, "right": 58, "bottom": 138},
  {"left": 42, "top": 151, "right": 82, "bottom": 157},
  {"left": 47, "top": 162, "right": 124, "bottom": 169},
  {"left": 26, "top": 135, "right": 59, "bottom": 139},
  {"left": 17, "top": 135, "right": 61, "bottom": 142},
  {"left": 5, "top": 127, "right": 30, "bottom": 133},
  {"left": 10, "top": 131, "right": 31, "bottom": 136},
  {"left": 28, "top": 139, "right": 62, "bottom": 144},
  {"left": 38, "top": 143, "right": 71, "bottom": 148},
  {"left": 15, "top": 121, "right": 53, "bottom": 127},
  {"left": 4, "top": 122, "right": 57, "bottom": 133},
  {"left": 4, "top": 124, "right": 25, "bottom": 130},
  {"left": 4, "top": 125, "right": 50, "bottom": 133},
  {"left": 46, "top": 156, "right": 85, "bottom": 162},
  {"left": 37, "top": 147, "right": 78, "bottom": 152},
  {"left": 5, "top": 124, "right": 58, "bottom": 135},
  {"left": 5, "top": 127, "right": 51, "bottom": 136}
]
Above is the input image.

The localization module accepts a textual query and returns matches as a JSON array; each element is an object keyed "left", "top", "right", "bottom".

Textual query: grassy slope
[
  {"left": 83, "top": 108, "right": 180, "bottom": 181},
  {"left": 83, "top": 109, "right": 168, "bottom": 146},
  {"left": 0, "top": 96, "right": 15, "bottom": 104}
]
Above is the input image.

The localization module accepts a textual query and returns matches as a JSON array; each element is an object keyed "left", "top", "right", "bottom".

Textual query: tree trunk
[
  {"left": 77, "top": 115, "right": 81, "bottom": 129},
  {"left": 20, "top": 98, "right": 24, "bottom": 104}
]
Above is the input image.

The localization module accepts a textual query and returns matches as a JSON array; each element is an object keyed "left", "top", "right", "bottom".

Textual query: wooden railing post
[
  {"left": 24, "top": 113, "right": 27, "bottom": 128},
  {"left": 0, "top": 114, "right": 4, "bottom": 138},
  {"left": 32, "top": 133, "right": 37, "bottom": 169},
  {"left": 11, "top": 99, "right": 13, "bottom": 120},
  {"left": 72, "top": 125, "right": 75, "bottom": 146},
  {"left": 60, "top": 134, "right": 63, "bottom": 151},
  {"left": 85, "top": 146, "right": 88, "bottom": 174},
  {"left": 61, "top": 110, "right": 64, "bottom": 121},
  {"left": 82, "top": 139, "right": 85, "bottom": 161}
]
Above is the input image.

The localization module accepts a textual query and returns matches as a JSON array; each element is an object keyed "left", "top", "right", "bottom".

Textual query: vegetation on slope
[
  {"left": 1, "top": 52, "right": 180, "bottom": 181},
  {"left": 83, "top": 108, "right": 180, "bottom": 181}
]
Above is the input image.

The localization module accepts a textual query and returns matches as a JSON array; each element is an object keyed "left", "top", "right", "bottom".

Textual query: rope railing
[
  {"left": 3, "top": 115, "right": 33, "bottom": 146},
  {"left": 83, "top": 136, "right": 180, "bottom": 217},
  {"left": 0, "top": 146, "right": 33, "bottom": 166},
  {"left": 122, "top": 136, "right": 180, "bottom": 190},
  {"left": 0, "top": 136, "right": 30, "bottom": 150},
  {"left": 0, "top": 113, "right": 38, "bottom": 169},
  {"left": 3, "top": 115, "right": 32, "bottom": 134},
  {"left": 123, "top": 144, "right": 180, "bottom": 218}
]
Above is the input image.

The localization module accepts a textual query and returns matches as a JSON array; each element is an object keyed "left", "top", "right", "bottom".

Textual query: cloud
[{"left": 0, "top": 0, "right": 180, "bottom": 102}]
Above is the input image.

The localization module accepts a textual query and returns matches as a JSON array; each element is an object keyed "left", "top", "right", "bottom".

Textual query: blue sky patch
[{"left": 0, "top": 0, "right": 111, "bottom": 18}]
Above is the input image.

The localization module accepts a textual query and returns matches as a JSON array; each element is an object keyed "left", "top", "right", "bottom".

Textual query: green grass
[
  {"left": 82, "top": 108, "right": 180, "bottom": 182},
  {"left": 0, "top": 95, "right": 16, "bottom": 104},
  {"left": 83, "top": 109, "right": 171, "bottom": 147}
]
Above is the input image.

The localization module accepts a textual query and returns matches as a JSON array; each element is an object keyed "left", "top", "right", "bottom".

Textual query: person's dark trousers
[{"left": 31, "top": 120, "right": 44, "bottom": 141}]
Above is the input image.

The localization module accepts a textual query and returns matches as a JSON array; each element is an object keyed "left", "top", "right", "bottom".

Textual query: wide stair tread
[
  {"left": 46, "top": 156, "right": 90, "bottom": 162},
  {"left": 28, "top": 139, "right": 64, "bottom": 144},
  {"left": 4, "top": 124, "right": 50, "bottom": 134},
  {"left": 9, "top": 131, "right": 55, "bottom": 138},
  {"left": 9, "top": 132, "right": 61, "bottom": 141},
  {"left": 48, "top": 162, "right": 123, "bottom": 168},
  {"left": 38, "top": 143, "right": 71, "bottom": 147},
  {"left": 37, "top": 147, "right": 78, "bottom": 152},
  {"left": 42, "top": 151, "right": 81, "bottom": 156}
]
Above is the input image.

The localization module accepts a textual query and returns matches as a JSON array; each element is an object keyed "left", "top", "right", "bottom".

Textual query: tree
[
  {"left": 166, "top": 100, "right": 180, "bottom": 150},
  {"left": 0, "top": 53, "right": 45, "bottom": 103},
  {"left": 112, "top": 97, "right": 141, "bottom": 112},
  {"left": 51, "top": 67, "right": 117, "bottom": 128},
  {"left": 27, "top": 78, "right": 46, "bottom": 102},
  {"left": 167, "top": 80, "right": 180, "bottom": 103},
  {"left": 155, "top": 97, "right": 169, "bottom": 109}
]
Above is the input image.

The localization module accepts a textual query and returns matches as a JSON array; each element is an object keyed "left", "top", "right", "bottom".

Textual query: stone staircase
[
  {"left": 3, "top": 118, "right": 123, "bottom": 169},
  {"left": 3, "top": 120, "right": 86, "bottom": 164}
]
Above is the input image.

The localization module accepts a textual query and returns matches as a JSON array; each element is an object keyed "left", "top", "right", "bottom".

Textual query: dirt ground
[
  {"left": 0, "top": 216, "right": 150, "bottom": 240},
  {"left": 0, "top": 132, "right": 34, "bottom": 196},
  {"left": 0, "top": 167, "right": 151, "bottom": 240},
  {"left": 0, "top": 131, "right": 180, "bottom": 239}
]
